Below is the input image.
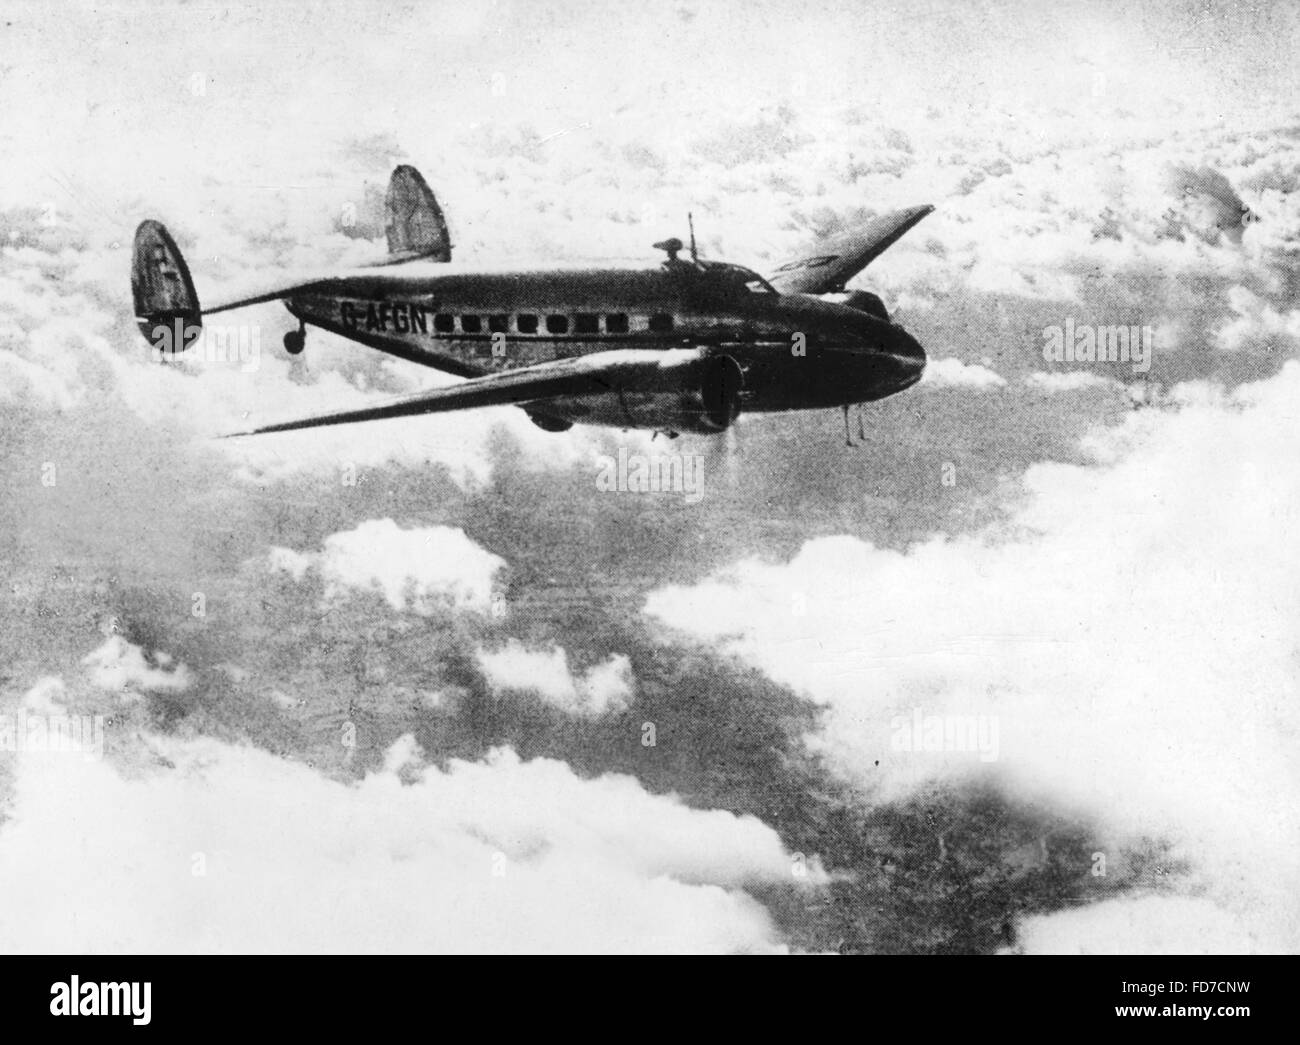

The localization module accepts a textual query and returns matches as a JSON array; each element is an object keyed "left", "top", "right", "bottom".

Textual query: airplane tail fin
[
  {"left": 385, "top": 165, "right": 451, "bottom": 263},
  {"left": 131, "top": 220, "right": 202, "bottom": 352}
]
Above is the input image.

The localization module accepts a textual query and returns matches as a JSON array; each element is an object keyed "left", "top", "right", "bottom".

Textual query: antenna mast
[{"left": 687, "top": 212, "right": 698, "bottom": 263}]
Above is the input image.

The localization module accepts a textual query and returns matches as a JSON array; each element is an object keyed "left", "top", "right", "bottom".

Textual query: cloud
[
  {"left": 647, "top": 362, "right": 1300, "bottom": 952},
  {"left": 0, "top": 732, "right": 807, "bottom": 953},
  {"left": 1006, "top": 895, "right": 1264, "bottom": 956},
  {"left": 579, "top": 653, "right": 636, "bottom": 715},
  {"left": 477, "top": 643, "right": 634, "bottom": 716},
  {"left": 1024, "top": 371, "right": 1123, "bottom": 393},
  {"left": 691, "top": 105, "right": 812, "bottom": 167},
  {"left": 82, "top": 636, "right": 192, "bottom": 697},
  {"left": 922, "top": 357, "right": 1007, "bottom": 389},
  {"left": 270, "top": 519, "right": 506, "bottom": 615},
  {"left": 1164, "top": 165, "right": 1254, "bottom": 245},
  {"left": 3, "top": 2, "right": 1300, "bottom": 955},
  {"left": 0, "top": 348, "right": 79, "bottom": 410},
  {"left": 265, "top": 546, "right": 311, "bottom": 581},
  {"left": 22, "top": 677, "right": 68, "bottom": 714},
  {"left": 1216, "top": 285, "right": 1300, "bottom": 353}
]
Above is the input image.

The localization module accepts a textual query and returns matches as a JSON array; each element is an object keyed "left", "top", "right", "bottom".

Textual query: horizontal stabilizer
[{"left": 200, "top": 274, "right": 331, "bottom": 316}]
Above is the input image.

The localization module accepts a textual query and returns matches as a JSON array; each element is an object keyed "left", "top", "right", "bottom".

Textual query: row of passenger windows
[{"left": 432, "top": 312, "right": 673, "bottom": 335}]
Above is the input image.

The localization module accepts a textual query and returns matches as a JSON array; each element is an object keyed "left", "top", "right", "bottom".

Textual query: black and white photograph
[{"left": 0, "top": 0, "right": 1296, "bottom": 987}]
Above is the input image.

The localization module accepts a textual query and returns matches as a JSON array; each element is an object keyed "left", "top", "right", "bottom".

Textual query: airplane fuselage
[{"left": 283, "top": 259, "right": 925, "bottom": 415}]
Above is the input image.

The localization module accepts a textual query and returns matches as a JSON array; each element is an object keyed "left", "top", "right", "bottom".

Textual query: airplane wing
[
  {"left": 224, "top": 348, "right": 722, "bottom": 436},
  {"left": 767, "top": 204, "right": 934, "bottom": 295}
]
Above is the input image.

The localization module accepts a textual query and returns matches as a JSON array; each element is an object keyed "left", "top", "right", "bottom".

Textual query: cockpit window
[
  {"left": 693, "top": 260, "right": 777, "bottom": 294},
  {"left": 660, "top": 257, "right": 779, "bottom": 294},
  {"left": 729, "top": 267, "right": 776, "bottom": 293}
]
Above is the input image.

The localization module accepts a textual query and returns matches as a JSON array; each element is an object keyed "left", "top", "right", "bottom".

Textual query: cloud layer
[
  {"left": 0, "top": 727, "right": 804, "bottom": 953},
  {"left": 2, "top": 0, "right": 1298, "bottom": 953},
  {"left": 648, "top": 363, "right": 1300, "bottom": 951}
]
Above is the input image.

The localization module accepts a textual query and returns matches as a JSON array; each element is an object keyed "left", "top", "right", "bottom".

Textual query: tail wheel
[{"left": 283, "top": 330, "right": 305, "bottom": 355}]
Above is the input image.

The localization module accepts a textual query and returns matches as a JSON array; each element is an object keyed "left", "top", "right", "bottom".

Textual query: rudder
[{"left": 131, "top": 220, "right": 202, "bottom": 352}]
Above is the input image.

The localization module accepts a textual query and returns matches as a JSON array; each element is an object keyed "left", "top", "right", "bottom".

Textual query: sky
[{"left": 0, "top": 0, "right": 1298, "bottom": 953}]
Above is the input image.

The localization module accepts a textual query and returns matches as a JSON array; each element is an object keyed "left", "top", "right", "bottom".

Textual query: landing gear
[
  {"left": 841, "top": 405, "right": 867, "bottom": 447},
  {"left": 283, "top": 325, "right": 305, "bottom": 355}
]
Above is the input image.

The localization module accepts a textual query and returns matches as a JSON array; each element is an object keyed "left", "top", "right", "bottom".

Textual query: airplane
[{"left": 130, "top": 165, "right": 931, "bottom": 440}]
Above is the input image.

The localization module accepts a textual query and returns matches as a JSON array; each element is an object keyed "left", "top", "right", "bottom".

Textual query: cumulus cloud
[
  {"left": 922, "top": 357, "right": 1007, "bottom": 389},
  {"left": 82, "top": 636, "right": 192, "bottom": 697},
  {"left": 1216, "top": 285, "right": 1300, "bottom": 353},
  {"left": 3, "top": 0, "right": 1299, "bottom": 956},
  {"left": 269, "top": 519, "right": 506, "bottom": 615},
  {"left": 1006, "top": 895, "right": 1264, "bottom": 956},
  {"left": 265, "top": 546, "right": 311, "bottom": 582},
  {"left": 1164, "top": 165, "right": 1255, "bottom": 245},
  {"left": 0, "top": 731, "right": 807, "bottom": 953},
  {"left": 477, "top": 643, "right": 634, "bottom": 717},
  {"left": 648, "top": 363, "right": 1300, "bottom": 952},
  {"left": 22, "top": 676, "right": 68, "bottom": 714},
  {"left": 1024, "top": 371, "right": 1123, "bottom": 393}
]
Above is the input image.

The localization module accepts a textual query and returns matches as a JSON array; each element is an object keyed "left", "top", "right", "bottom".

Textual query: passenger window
[
  {"left": 516, "top": 314, "right": 538, "bottom": 334},
  {"left": 461, "top": 315, "right": 482, "bottom": 334},
  {"left": 546, "top": 315, "right": 569, "bottom": 334},
  {"left": 574, "top": 313, "right": 599, "bottom": 334},
  {"left": 488, "top": 314, "right": 509, "bottom": 333},
  {"left": 434, "top": 313, "right": 454, "bottom": 333},
  {"left": 648, "top": 313, "right": 674, "bottom": 333},
  {"left": 605, "top": 313, "right": 629, "bottom": 334}
]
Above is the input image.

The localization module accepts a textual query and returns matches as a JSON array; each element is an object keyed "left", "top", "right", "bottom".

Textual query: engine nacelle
[
  {"left": 543, "top": 351, "right": 743, "bottom": 435},
  {"left": 526, "top": 411, "right": 574, "bottom": 433},
  {"left": 820, "top": 290, "right": 890, "bottom": 322}
]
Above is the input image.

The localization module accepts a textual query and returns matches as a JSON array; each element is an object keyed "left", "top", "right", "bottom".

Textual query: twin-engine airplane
[{"left": 131, "top": 165, "right": 930, "bottom": 438}]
